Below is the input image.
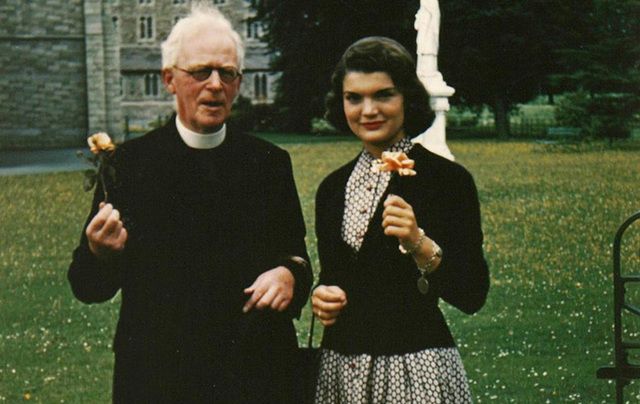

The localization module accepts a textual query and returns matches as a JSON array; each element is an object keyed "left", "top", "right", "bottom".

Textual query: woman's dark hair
[{"left": 325, "top": 36, "right": 433, "bottom": 137}]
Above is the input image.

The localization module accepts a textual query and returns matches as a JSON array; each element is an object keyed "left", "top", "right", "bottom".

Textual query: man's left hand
[{"left": 243, "top": 266, "right": 295, "bottom": 313}]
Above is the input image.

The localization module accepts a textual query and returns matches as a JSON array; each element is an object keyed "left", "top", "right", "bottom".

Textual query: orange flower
[
  {"left": 87, "top": 132, "right": 115, "bottom": 154},
  {"left": 80, "top": 132, "right": 117, "bottom": 202},
  {"left": 372, "top": 151, "right": 416, "bottom": 176}
]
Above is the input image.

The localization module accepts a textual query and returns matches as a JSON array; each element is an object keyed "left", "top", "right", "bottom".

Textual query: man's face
[{"left": 162, "top": 27, "right": 242, "bottom": 133}]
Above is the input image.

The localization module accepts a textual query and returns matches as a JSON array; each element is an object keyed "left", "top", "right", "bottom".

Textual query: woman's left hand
[{"left": 382, "top": 194, "right": 421, "bottom": 250}]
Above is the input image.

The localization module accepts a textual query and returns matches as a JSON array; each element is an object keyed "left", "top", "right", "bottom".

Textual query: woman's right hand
[{"left": 312, "top": 285, "right": 348, "bottom": 326}]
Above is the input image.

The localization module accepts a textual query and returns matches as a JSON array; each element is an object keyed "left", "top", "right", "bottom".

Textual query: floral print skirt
[{"left": 314, "top": 347, "right": 472, "bottom": 403}]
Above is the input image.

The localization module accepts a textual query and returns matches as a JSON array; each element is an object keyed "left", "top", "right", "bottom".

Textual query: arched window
[
  {"left": 261, "top": 74, "right": 267, "bottom": 100},
  {"left": 144, "top": 73, "right": 159, "bottom": 97},
  {"left": 247, "top": 21, "right": 262, "bottom": 39},
  {"left": 254, "top": 74, "right": 261, "bottom": 99},
  {"left": 139, "top": 16, "right": 154, "bottom": 40},
  {"left": 254, "top": 73, "right": 268, "bottom": 101}
]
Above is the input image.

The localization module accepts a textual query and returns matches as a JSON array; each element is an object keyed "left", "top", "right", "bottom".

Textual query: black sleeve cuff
[{"left": 278, "top": 255, "right": 313, "bottom": 319}]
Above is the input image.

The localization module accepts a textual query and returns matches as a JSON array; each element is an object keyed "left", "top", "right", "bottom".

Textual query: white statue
[
  {"left": 415, "top": 0, "right": 440, "bottom": 76},
  {"left": 412, "top": 0, "right": 455, "bottom": 161}
]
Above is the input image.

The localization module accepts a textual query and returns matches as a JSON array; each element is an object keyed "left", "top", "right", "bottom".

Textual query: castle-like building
[{"left": 0, "top": 0, "right": 276, "bottom": 149}]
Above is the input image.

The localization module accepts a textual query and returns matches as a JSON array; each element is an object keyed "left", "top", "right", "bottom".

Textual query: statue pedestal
[{"left": 412, "top": 72, "right": 455, "bottom": 161}]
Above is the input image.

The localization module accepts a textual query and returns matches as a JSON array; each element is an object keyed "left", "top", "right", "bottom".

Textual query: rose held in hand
[
  {"left": 88, "top": 132, "right": 116, "bottom": 154},
  {"left": 372, "top": 151, "right": 416, "bottom": 176},
  {"left": 78, "top": 132, "right": 117, "bottom": 202}
]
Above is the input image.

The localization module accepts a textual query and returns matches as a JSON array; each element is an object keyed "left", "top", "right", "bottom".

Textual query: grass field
[{"left": 1, "top": 137, "right": 639, "bottom": 402}]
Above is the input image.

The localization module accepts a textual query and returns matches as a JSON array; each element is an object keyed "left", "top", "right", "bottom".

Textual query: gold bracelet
[
  {"left": 417, "top": 240, "right": 443, "bottom": 275},
  {"left": 398, "top": 228, "right": 426, "bottom": 255}
]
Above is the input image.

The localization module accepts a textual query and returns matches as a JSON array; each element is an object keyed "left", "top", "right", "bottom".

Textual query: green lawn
[{"left": 1, "top": 138, "right": 639, "bottom": 402}]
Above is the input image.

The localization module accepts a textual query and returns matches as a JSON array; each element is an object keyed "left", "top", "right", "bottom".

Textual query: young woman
[{"left": 312, "top": 37, "right": 489, "bottom": 403}]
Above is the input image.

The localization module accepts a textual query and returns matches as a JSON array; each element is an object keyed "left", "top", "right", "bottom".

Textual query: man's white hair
[{"left": 161, "top": 2, "right": 245, "bottom": 71}]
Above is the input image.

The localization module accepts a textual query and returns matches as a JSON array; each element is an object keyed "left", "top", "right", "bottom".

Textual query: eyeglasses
[{"left": 174, "top": 66, "right": 241, "bottom": 83}]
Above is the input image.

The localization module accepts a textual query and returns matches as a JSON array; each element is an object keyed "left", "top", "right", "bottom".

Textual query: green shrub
[
  {"left": 228, "top": 96, "right": 280, "bottom": 133},
  {"left": 555, "top": 91, "right": 640, "bottom": 140},
  {"left": 448, "top": 105, "right": 481, "bottom": 127},
  {"left": 588, "top": 93, "right": 640, "bottom": 140},
  {"left": 554, "top": 92, "right": 591, "bottom": 136},
  {"left": 310, "top": 117, "right": 338, "bottom": 135}
]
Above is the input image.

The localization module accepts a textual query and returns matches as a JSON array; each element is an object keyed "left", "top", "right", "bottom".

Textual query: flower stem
[{"left": 99, "top": 154, "right": 109, "bottom": 203}]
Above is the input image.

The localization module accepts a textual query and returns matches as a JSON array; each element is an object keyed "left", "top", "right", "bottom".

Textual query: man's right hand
[
  {"left": 86, "top": 202, "right": 128, "bottom": 258},
  {"left": 311, "top": 285, "right": 347, "bottom": 327}
]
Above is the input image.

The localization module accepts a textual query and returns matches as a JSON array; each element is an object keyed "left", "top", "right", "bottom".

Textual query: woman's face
[{"left": 342, "top": 71, "right": 406, "bottom": 157}]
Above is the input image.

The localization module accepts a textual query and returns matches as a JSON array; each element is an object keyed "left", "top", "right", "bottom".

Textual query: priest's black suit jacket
[{"left": 68, "top": 118, "right": 312, "bottom": 403}]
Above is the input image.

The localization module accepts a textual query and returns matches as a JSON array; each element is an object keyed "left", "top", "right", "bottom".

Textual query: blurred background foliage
[{"left": 249, "top": 0, "right": 639, "bottom": 139}]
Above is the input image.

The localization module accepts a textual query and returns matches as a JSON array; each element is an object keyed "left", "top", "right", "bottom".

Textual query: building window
[
  {"left": 254, "top": 73, "right": 268, "bottom": 101},
  {"left": 145, "top": 73, "right": 160, "bottom": 97},
  {"left": 127, "top": 77, "right": 136, "bottom": 97},
  {"left": 246, "top": 21, "right": 263, "bottom": 39},
  {"left": 139, "top": 16, "right": 154, "bottom": 40}
]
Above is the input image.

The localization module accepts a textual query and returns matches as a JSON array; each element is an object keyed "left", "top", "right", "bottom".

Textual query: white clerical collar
[{"left": 176, "top": 116, "right": 226, "bottom": 149}]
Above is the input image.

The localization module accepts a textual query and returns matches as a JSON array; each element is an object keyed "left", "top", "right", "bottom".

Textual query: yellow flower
[
  {"left": 372, "top": 151, "right": 416, "bottom": 176},
  {"left": 87, "top": 132, "right": 115, "bottom": 154}
]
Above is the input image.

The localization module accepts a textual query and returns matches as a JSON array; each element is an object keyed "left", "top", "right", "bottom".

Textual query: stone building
[
  {"left": 116, "top": 0, "right": 277, "bottom": 133},
  {"left": 0, "top": 0, "right": 276, "bottom": 149}
]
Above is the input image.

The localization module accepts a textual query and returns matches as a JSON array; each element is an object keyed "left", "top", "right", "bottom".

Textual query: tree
[
  {"left": 258, "top": 1, "right": 619, "bottom": 136},
  {"left": 551, "top": 0, "right": 640, "bottom": 140},
  {"left": 257, "top": 0, "right": 419, "bottom": 132},
  {"left": 552, "top": 0, "right": 640, "bottom": 94},
  {"left": 437, "top": 0, "right": 594, "bottom": 136}
]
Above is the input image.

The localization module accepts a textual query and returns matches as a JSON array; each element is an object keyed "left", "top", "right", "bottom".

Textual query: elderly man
[{"left": 68, "top": 5, "right": 311, "bottom": 403}]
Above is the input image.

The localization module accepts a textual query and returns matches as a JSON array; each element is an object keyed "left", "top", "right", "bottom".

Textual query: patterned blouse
[{"left": 341, "top": 137, "right": 413, "bottom": 251}]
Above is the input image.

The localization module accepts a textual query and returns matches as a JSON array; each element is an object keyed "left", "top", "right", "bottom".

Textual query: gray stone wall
[
  {"left": 0, "top": 0, "right": 88, "bottom": 148},
  {"left": 116, "top": 0, "right": 278, "bottom": 133},
  {"left": 85, "top": 0, "right": 124, "bottom": 142},
  {"left": 0, "top": 0, "right": 277, "bottom": 149}
]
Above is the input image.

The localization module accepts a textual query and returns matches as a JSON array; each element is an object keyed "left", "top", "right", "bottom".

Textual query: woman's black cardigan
[{"left": 315, "top": 144, "right": 489, "bottom": 356}]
